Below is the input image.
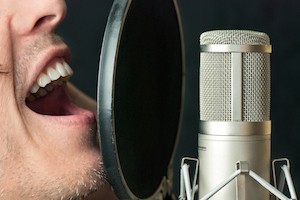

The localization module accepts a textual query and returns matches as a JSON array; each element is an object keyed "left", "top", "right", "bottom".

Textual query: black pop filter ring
[{"left": 97, "top": 0, "right": 185, "bottom": 199}]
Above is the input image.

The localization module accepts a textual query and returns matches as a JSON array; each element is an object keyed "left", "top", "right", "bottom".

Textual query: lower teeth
[{"left": 26, "top": 80, "right": 67, "bottom": 101}]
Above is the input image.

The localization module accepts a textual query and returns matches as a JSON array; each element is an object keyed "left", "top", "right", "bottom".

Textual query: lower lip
[{"left": 28, "top": 106, "right": 96, "bottom": 127}]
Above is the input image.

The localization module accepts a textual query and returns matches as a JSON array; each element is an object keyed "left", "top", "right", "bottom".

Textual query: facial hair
[{"left": 9, "top": 33, "right": 106, "bottom": 199}]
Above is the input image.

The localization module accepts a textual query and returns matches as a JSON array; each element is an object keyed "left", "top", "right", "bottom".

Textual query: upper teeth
[{"left": 27, "top": 59, "right": 73, "bottom": 100}]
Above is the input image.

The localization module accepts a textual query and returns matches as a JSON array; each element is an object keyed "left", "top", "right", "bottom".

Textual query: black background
[{"left": 57, "top": 0, "right": 300, "bottom": 197}]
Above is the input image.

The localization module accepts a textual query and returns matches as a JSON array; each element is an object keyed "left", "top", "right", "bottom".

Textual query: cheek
[
  {"left": 0, "top": 134, "right": 15, "bottom": 166},
  {"left": 0, "top": 92, "right": 32, "bottom": 151},
  {"left": 0, "top": 19, "right": 13, "bottom": 74}
]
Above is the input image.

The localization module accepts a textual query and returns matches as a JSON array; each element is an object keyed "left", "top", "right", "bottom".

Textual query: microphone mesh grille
[{"left": 200, "top": 30, "right": 271, "bottom": 121}]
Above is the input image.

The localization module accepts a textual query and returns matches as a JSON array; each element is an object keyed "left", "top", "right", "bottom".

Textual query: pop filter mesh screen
[{"left": 114, "top": 0, "right": 183, "bottom": 197}]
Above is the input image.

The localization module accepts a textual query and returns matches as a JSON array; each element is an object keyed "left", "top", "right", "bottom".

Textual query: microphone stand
[{"left": 179, "top": 157, "right": 297, "bottom": 200}]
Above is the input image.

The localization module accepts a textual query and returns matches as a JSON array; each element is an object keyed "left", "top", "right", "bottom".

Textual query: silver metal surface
[
  {"left": 200, "top": 44, "right": 272, "bottom": 53},
  {"left": 200, "top": 121, "right": 271, "bottom": 136},
  {"left": 198, "top": 134, "right": 271, "bottom": 200},
  {"left": 199, "top": 30, "right": 272, "bottom": 200},
  {"left": 199, "top": 30, "right": 271, "bottom": 122},
  {"left": 231, "top": 52, "right": 243, "bottom": 121}
]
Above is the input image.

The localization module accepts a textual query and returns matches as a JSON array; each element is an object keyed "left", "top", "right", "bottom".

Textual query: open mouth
[{"left": 26, "top": 58, "right": 76, "bottom": 116}]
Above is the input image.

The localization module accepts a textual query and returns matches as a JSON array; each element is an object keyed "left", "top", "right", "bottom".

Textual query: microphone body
[{"left": 198, "top": 30, "right": 272, "bottom": 199}]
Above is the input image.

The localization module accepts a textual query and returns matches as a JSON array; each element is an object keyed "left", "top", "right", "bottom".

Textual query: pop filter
[{"left": 97, "top": 0, "right": 184, "bottom": 199}]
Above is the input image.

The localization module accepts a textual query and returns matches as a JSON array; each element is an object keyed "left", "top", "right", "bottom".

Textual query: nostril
[{"left": 34, "top": 15, "right": 56, "bottom": 30}]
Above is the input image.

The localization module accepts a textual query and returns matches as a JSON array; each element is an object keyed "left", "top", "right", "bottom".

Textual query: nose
[{"left": 12, "top": 0, "right": 67, "bottom": 35}]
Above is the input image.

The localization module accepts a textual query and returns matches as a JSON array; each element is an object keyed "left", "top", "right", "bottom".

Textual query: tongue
[{"left": 26, "top": 86, "right": 74, "bottom": 116}]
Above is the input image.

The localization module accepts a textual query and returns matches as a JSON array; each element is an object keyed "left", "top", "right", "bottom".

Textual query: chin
[{"left": 16, "top": 112, "right": 106, "bottom": 199}]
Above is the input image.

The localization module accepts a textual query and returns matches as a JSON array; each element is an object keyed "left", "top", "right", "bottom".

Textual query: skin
[{"left": 0, "top": 0, "right": 117, "bottom": 199}]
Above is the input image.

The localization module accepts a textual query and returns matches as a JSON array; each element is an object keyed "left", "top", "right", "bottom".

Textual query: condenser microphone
[{"left": 198, "top": 30, "right": 272, "bottom": 199}]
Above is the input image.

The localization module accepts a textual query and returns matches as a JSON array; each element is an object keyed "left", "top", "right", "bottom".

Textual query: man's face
[{"left": 0, "top": 0, "right": 105, "bottom": 199}]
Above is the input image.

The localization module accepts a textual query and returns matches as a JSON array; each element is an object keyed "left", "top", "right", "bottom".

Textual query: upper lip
[{"left": 25, "top": 43, "right": 71, "bottom": 99}]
